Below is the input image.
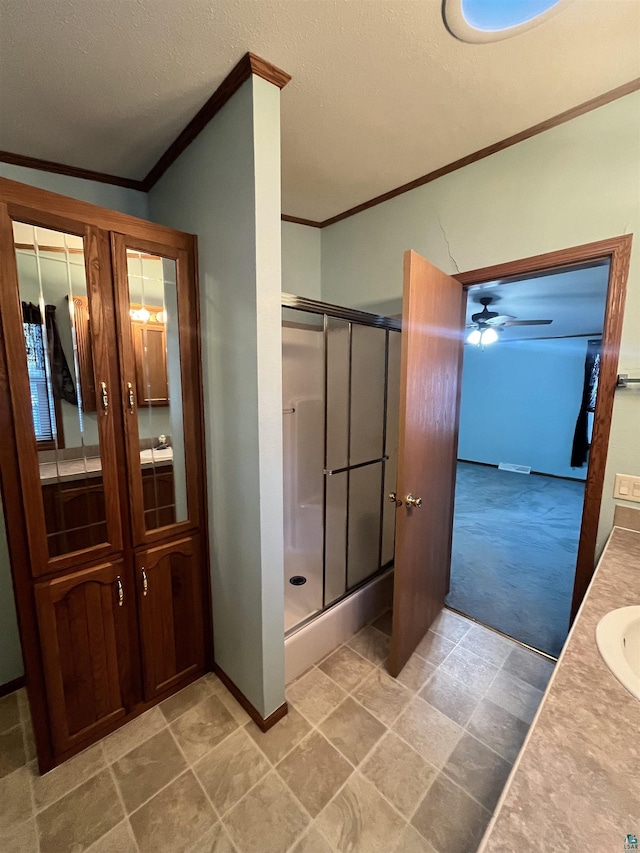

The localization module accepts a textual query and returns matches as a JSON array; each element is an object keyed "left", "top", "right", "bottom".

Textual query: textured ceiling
[
  {"left": 0, "top": 1, "right": 639, "bottom": 221},
  {"left": 466, "top": 263, "right": 610, "bottom": 341}
]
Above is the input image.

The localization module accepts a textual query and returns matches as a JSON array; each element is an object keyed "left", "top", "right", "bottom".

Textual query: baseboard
[
  {"left": 0, "top": 675, "right": 25, "bottom": 698},
  {"left": 457, "top": 459, "right": 586, "bottom": 483},
  {"left": 212, "top": 663, "right": 288, "bottom": 732}
]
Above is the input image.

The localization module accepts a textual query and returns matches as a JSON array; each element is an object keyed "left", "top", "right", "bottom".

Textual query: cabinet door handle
[
  {"left": 116, "top": 576, "right": 124, "bottom": 607},
  {"left": 127, "top": 381, "right": 135, "bottom": 413},
  {"left": 100, "top": 381, "right": 109, "bottom": 414},
  {"left": 141, "top": 568, "right": 148, "bottom": 596}
]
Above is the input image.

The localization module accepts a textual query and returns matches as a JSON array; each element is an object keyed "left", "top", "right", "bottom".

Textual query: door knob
[
  {"left": 388, "top": 492, "right": 402, "bottom": 506},
  {"left": 406, "top": 494, "right": 423, "bottom": 508}
]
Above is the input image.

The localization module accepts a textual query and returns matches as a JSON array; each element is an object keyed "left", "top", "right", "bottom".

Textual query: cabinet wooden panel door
[
  {"left": 0, "top": 206, "right": 123, "bottom": 576},
  {"left": 112, "top": 233, "right": 201, "bottom": 545},
  {"left": 137, "top": 536, "right": 205, "bottom": 701},
  {"left": 133, "top": 322, "right": 169, "bottom": 406},
  {"left": 34, "top": 561, "right": 131, "bottom": 755}
]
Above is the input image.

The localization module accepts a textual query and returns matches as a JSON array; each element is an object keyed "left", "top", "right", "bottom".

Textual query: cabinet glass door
[
  {"left": 0, "top": 209, "right": 122, "bottom": 574},
  {"left": 113, "top": 234, "right": 199, "bottom": 544}
]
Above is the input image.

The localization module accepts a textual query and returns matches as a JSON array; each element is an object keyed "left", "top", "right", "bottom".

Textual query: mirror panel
[
  {"left": 13, "top": 222, "right": 108, "bottom": 558},
  {"left": 125, "top": 250, "right": 188, "bottom": 530}
]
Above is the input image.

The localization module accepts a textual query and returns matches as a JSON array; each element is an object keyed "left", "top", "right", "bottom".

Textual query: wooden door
[
  {"left": 111, "top": 233, "right": 201, "bottom": 545},
  {"left": 388, "top": 251, "right": 464, "bottom": 677},
  {"left": 132, "top": 322, "right": 169, "bottom": 405},
  {"left": 0, "top": 205, "right": 123, "bottom": 576},
  {"left": 137, "top": 535, "right": 205, "bottom": 700},
  {"left": 34, "top": 561, "right": 132, "bottom": 754}
]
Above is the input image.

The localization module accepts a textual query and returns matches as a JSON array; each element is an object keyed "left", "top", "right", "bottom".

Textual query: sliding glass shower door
[{"left": 282, "top": 295, "right": 401, "bottom": 634}]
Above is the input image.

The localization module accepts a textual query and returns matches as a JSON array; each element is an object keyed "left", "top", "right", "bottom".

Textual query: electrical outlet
[{"left": 614, "top": 473, "right": 640, "bottom": 503}]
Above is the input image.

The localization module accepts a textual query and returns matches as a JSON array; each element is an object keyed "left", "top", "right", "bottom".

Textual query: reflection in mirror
[
  {"left": 13, "top": 222, "right": 108, "bottom": 557},
  {"left": 125, "top": 250, "right": 188, "bottom": 530}
]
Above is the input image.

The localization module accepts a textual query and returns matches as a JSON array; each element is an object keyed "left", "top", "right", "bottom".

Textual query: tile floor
[{"left": 0, "top": 608, "right": 555, "bottom": 853}]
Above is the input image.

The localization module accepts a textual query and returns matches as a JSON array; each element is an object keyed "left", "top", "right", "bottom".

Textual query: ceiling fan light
[
  {"left": 480, "top": 327, "right": 498, "bottom": 345},
  {"left": 467, "top": 329, "right": 482, "bottom": 345}
]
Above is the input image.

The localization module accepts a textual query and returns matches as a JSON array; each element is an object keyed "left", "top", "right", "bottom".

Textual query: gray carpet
[{"left": 445, "top": 462, "right": 585, "bottom": 657}]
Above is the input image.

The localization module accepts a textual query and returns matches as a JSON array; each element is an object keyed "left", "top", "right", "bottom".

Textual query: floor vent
[
  {"left": 498, "top": 462, "right": 531, "bottom": 474},
  {"left": 289, "top": 576, "right": 307, "bottom": 586}
]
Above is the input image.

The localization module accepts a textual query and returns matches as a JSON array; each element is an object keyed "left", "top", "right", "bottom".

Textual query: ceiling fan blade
[
  {"left": 502, "top": 319, "right": 553, "bottom": 326},
  {"left": 485, "top": 314, "right": 516, "bottom": 325}
]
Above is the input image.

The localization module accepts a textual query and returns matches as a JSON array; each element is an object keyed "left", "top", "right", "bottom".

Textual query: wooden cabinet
[
  {"left": 137, "top": 536, "right": 205, "bottom": 700},
  {"left": 132, "top": 320, "right": 169, "bottom": 406},
  {"left": 42, "top": 478, "right": 107, "bottom": 557},
  {"left": 72, "top": 295, "right": 97, "bottom": 412},
  {"left": 34, "top": 561, "right": 131, "bottom": 754},
  {"left": 142, "top": 464, "right": 176, "bottom": 530},
  {"left": 0, "top": 180, "right": 210, "bottom": 772}
]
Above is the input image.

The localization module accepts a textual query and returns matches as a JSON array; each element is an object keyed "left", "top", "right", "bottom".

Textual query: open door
[{"left": 388, "top": 251, "right": 465, "bottom": 677}]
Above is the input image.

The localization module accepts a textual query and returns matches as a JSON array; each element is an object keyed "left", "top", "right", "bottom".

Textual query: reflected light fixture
[
  {"left": 130, "top": 307, "right": 151, "bottom": 323},
  {"left": 444, "top": 0, "right": 566, "bottom": 43}
]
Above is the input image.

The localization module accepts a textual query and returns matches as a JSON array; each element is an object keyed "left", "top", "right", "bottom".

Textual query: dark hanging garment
[
  {"left": 22, "top": 302, "right": 77, "bottom": 405},
  {"left": 570, "top": 339, "right": 601, "bottom": 468}
]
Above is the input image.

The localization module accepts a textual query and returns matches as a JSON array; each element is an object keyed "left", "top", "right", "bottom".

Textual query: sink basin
[{"left": 596, "top": 606, "right": 640, "bottom": 701}]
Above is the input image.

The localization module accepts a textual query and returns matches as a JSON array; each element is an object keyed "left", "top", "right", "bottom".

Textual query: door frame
[{"left": 453, "top": 234, "right": 632, "bottom": 623}]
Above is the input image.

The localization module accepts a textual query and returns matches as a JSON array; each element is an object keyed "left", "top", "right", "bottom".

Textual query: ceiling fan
[{"left": 466, "top": 296, "right": 552, "bottom": 346}]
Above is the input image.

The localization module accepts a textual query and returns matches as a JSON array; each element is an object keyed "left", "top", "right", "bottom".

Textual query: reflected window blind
[{"left": 23, "top": 322, "right": 55, "bottom": 442}]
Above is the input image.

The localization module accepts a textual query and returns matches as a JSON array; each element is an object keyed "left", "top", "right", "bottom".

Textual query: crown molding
[
  {"left": 281, "top": 214, "right": 323, "bottom": 228},
  {"left": 0, "top": 52, "right": 291, "bottom": 195},
  {"left": 142, "top": 52, "right": 291, "bottom": 189},
  {"left": 317, "top": 77, "right": 640, "bottom": 228},
  {"left": 0, "top": 148, "right": 145, "bottom": 190},
  {"left": 0, "top": 67, "right": 636, "bottom": 227}
]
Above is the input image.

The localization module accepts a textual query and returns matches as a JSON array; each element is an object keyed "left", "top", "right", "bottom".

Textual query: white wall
[
  {"left": 458, "top": 338, "right": 594, "bottom": 480},
  {"left": 321, "top": 91, "right": 640, "bottom": 553},
  {"left": 148, "top": 76, "right": 285, "bottom": 718},
  {"left": 281, "top": 221, "right": 322, "bottom": 299}
]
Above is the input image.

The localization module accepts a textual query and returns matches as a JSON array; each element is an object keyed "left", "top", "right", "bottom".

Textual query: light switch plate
[{"left": 614, "top": 473, "right": 640, "bottom": 504}]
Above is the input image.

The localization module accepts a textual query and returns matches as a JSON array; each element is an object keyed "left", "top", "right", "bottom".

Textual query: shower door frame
[{"left": 282, "top": 293, "right": 401, "bottom": 635}]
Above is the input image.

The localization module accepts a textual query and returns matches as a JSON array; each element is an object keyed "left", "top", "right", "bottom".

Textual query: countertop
[
  {"left": 478, "top": 526, "right": 640, "bottom": 852},
  {"left": 39, "top": 447, "right": 173, "bottom": 482}
]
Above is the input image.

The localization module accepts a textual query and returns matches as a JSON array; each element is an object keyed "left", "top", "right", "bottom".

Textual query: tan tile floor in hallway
[{"left": 0, "top": 609, "right": 555, "bottom": 853}]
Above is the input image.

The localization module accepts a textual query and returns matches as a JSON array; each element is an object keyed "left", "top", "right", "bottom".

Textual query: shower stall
[{"left": 282, "top": 294, "right": 401, "bottom": 635}]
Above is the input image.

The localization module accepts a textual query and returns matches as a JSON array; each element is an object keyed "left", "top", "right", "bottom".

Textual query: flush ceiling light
[
  {"left": 444, "top": 0, "right": 567, "bottom": 43},
  {"left": 466, "top": 326, "right": 499, "bottom": 347}
]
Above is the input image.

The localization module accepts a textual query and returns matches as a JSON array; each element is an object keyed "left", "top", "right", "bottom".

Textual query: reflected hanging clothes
[
  {"left": 22, "top": 302, "right": 77, "bottom": 405},
  {"left": 570, "top": 339, "right": 600, "bottom": 468}
]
